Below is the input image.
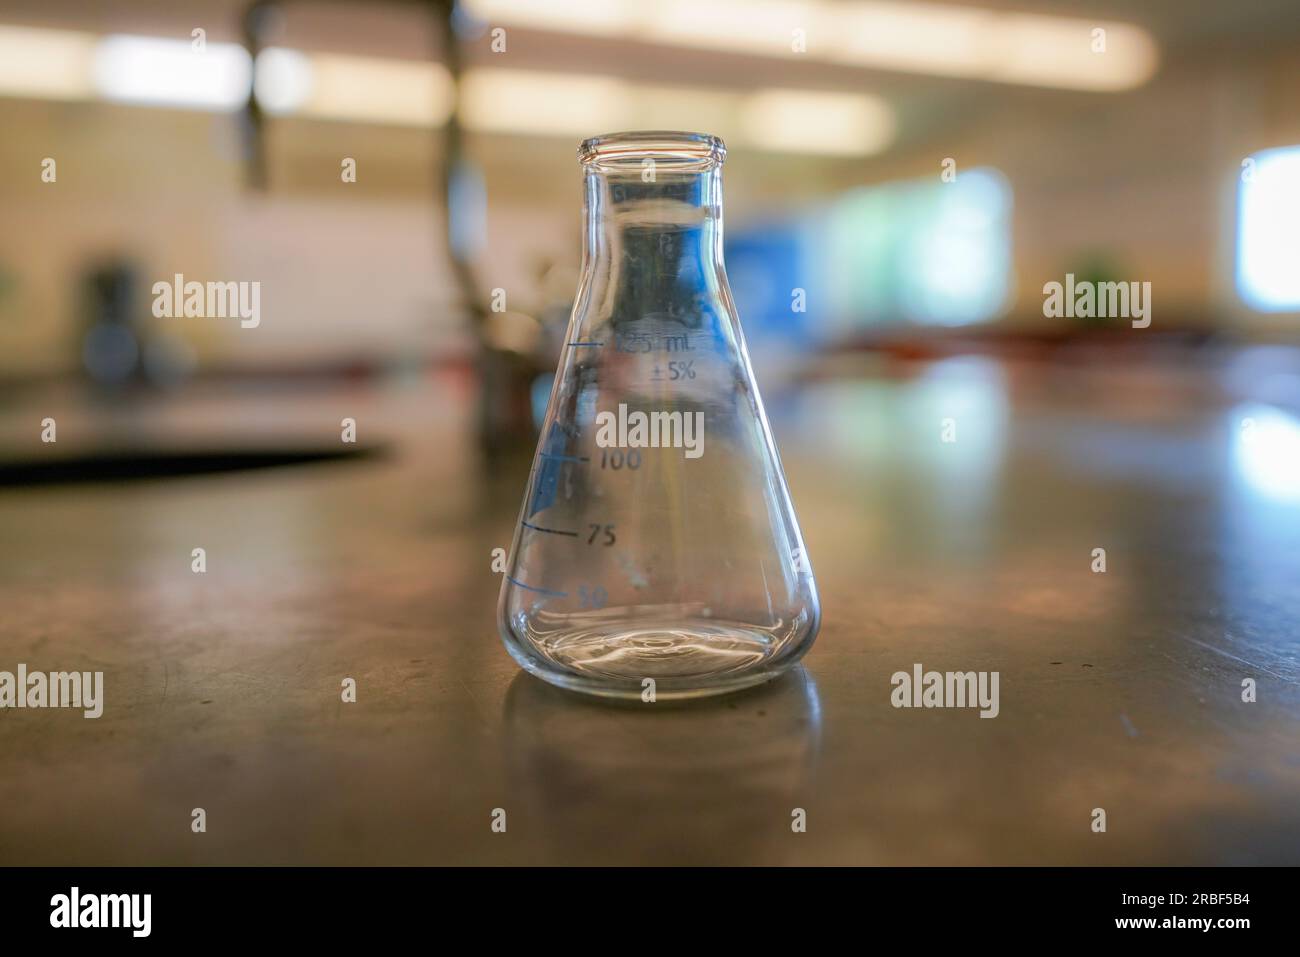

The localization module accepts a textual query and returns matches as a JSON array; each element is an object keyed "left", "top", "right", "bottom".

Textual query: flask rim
[{"left": 578, "top": 131, "right": 726, "bottom": 171}]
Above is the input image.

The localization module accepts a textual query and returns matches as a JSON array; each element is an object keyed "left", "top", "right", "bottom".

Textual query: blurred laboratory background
[{"left": 1, "top": 0, "right": 1299, "bottom": 866}]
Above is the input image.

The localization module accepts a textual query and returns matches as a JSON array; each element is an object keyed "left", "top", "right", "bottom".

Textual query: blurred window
[
  {"left": 1237, "top": 146, "right": 1300, "bottom": 313},
  {"left": 727, "top": 168, "right": 1013, "bottom": 345},
  {"left": 823, "top": 167, "right": 1013, "bottom": 328}
]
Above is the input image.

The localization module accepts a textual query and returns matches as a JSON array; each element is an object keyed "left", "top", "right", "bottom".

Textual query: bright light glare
[
  {"left": 0, "top": 25, "right": 96, "bottom": 100},
  {"left": 253, "top": 48, "right": 312, "bottom": 114},
  {"left": 94, "top": 35, "right": 251, "bottom": 110},
  {"left": 1233, "top": 405, "right": 1300, "bottom": 502},
  {"left": 1237, "top": 146, "right": 1300, "bottom": 313}
]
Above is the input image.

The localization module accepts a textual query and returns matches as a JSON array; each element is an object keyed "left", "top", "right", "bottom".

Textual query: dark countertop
[{"left": 1, "top": 355, "right": 1298, "bottom": 865}]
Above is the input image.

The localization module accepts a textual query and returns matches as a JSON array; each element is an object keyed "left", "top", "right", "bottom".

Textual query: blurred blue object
[{"left": 726, "top": 222, "right": 818, "bottom": 350}]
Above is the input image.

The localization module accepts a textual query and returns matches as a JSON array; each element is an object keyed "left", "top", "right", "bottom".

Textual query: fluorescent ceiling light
[
  {"left": 460, "top": 70, "right": 892, "bottom": 155},
  {"left": 984, "top": 13, "right": 1157, "bottom": 91},
  {"left": 741, "top": 89, "right": 894, "bottom": 156},
  {"left": 833, "top": 4, "right": 994, "bottom": 75},
  {"left": 464, "top": 0, "right": 1158, "bottom": 91},
  {"left": 256, "top": 47, "right": 452, "bottom": 126},
  {"left": 94, "top": 35, "right": 251, "bottom": 110},
  {"left": 0, "top": 23, "right": 892, "bottom": 155},
  {"left": 0, "top": 25, "right": 96, "bottom": 100},
  {"left": 460, "top": 68, "right": 627, "bottom": 137},
  {"left": 254, "top": 54, "right": 893, "bottom": 156},
  {"left": 834, "top": 6, "right": 1157, "bottom": 91},
  {"left": 464, "top": 0, "right": 634, "bottom": 37},
  {"left": 642, "top": 0, "right": 820, "bottom": 56}
]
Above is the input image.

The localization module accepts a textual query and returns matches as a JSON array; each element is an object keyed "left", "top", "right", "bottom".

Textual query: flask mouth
[{"left": 579, "top": 131, "right": 726, "bottom": 172}]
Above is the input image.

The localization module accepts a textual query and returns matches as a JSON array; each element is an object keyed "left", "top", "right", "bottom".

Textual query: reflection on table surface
[{"left": 1, "top": 352, "right": 1297, "bottom": 865}]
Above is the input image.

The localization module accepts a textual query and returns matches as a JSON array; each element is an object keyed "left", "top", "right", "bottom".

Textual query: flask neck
[{"left": 580, "top": 162, "right": 728, "bottom": 324}]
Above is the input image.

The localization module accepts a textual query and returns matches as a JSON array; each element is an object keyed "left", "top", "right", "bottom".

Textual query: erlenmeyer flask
[{"left": 498, "top": 131, "right": 820, "bottom": 700}]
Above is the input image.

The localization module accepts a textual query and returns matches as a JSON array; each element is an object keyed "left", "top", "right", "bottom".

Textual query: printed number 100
[{"left": 600, "top": 449, "right": 641, "bottom": 470}]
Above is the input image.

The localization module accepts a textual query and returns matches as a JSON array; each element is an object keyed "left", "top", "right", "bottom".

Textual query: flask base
[{"left": 502, "top": 617, "right": 809, "bottom": 701}]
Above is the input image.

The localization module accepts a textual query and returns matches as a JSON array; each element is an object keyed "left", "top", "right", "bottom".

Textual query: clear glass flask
[{"left": 497, "top": 131, "right": 820, "bottom": 700}]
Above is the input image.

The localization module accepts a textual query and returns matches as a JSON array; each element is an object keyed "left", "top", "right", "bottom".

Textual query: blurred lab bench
[{"left": 0, "top": 353, "right": 1297, "bottom": 865}]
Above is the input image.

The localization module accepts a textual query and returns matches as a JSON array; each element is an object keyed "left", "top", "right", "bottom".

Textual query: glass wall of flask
[{"left": 497, "top": 131, "right": 821, "bottom": 700}]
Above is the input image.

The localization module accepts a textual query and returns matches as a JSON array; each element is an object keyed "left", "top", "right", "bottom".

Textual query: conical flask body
[{"left": 498, "top": 132, "right": 820, "bottom": 699}]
